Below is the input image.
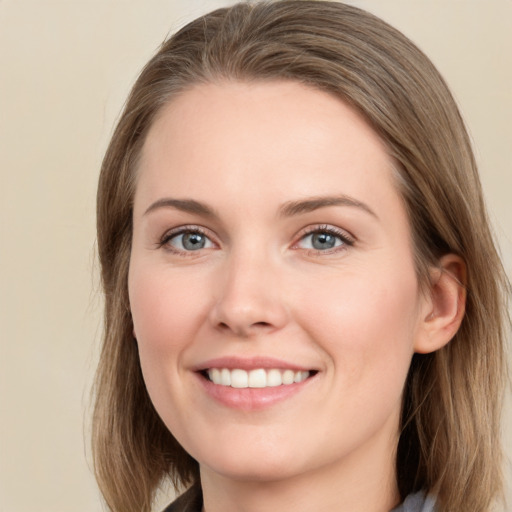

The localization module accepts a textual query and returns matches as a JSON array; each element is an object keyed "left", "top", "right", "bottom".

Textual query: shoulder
[
  {"left": 162, "top": 484, "right": 203, "bottom": 512},
  {"left": 391, "top": 491, "right": 436, "bottom": 512}
]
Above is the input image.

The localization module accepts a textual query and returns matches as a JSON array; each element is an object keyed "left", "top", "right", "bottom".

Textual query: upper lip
[{"left": 193, "top": 356, "right": 316, "bottom": 372}]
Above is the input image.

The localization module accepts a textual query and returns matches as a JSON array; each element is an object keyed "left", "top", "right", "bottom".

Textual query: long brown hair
[{"left": 93, "top": 2, "right": 509, "bottom": 511}]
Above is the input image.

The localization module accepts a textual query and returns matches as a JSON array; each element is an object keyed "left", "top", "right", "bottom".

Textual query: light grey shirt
[
  {"left": 164, "top": 486, "right": 437, "bottom": 512},
  {"left": 391, "top": 492, "right": 436, "bottom": 512}
]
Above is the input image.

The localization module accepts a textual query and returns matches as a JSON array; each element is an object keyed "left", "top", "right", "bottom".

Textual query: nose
[{"left": 208, "top": 250, "right": 288, "bottom": 338}]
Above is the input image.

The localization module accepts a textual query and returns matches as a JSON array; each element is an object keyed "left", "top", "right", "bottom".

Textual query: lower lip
[{"left": 196, "top": 373, "right": 315, "bottom": 411}]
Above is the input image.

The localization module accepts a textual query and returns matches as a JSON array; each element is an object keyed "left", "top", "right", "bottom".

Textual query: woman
[{"left": 92, "top": 2, "right": 509, "bottom": 511}]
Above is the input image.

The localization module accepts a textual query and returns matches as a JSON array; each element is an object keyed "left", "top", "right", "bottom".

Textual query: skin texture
[{"left": 129, "top": 81, "right": 465, "bottom": 512}]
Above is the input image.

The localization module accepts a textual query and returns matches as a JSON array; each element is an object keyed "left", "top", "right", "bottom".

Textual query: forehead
[{"left": 136, "top": 80, "right": 401, "bottom": 220}]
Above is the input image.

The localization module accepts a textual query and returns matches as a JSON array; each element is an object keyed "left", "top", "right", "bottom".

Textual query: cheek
[
  {"left": 128, "top": 264, "right": 213, "bottom": 404},
  {"left": 128, "top": 264, "right": 212, "bottom": 429},
  {"left": 129, "top": 265, "right": 207, "bottom": 352},
  {"left": 295, "top": 264, "right": 420, "bottom": 387}
]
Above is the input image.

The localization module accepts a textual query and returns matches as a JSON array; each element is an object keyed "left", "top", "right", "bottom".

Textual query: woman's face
[{"left": 129, "top": 81, "right": 431, "bottom": 485}]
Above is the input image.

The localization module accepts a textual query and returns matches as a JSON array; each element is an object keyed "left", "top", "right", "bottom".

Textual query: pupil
[
  {"left": 183, "top": 233, "right": 205, "bottom": 250},
  {"left": 312, "top": 232, "right": 335, "bottom": 250}
]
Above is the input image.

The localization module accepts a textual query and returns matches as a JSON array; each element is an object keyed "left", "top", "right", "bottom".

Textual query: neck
[{"left": 200, "top": 430, "right": 400, "bottom": 512}]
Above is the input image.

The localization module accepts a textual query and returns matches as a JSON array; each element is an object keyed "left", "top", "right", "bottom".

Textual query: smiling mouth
[{"left": 201, "top": 368, "right": 317, "bottom": 389}]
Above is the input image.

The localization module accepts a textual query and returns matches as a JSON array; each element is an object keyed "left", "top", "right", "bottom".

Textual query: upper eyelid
[
  {"left": 158, "top": 225, "right": 217, "bottom": 249},
  {"left": 294, "top": 224, "right": 356, "bottom": 243},
  {"left": 161, "top": 224, "right": 211, "bottom": 239}
]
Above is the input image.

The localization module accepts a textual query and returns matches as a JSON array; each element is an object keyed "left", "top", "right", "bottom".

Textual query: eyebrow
[
  {"left": 279, "top": 195, "right": 378, "bottom": 219},
  {"left": 144, "top": 198, "right": 216, "bottom": 217},
  {"left": 143, "top": 194, "right": 377, "bottom": 220}
]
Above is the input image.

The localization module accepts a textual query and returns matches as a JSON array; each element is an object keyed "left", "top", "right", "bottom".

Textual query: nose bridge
[{"left": 210, "top": 242, "right": 287, "bottom": 336}]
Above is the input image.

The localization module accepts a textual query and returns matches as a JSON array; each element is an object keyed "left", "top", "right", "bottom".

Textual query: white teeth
[
  {"left": 248, "top": 369, "right": 267, "bottom": 388},
  {"left": 231, "top": 369, "right": 248, "bottom": 388},
  {"left": 295, "top": 371, "right": 309, "bottom": 383},
  {"left": 206, "top": 368, "right": 311, "bottom": 388},
  {"left": 282, "top": 369, "right": 295, "bottom": 385},
  {"left": 220, "top": 368, "right": 231, "bottom": 386},
  {"left": 267, "top": 369, "right": 282, "bottom": 387},
  {"left": 210, "top": 368, "right": 221, "bottom": 384}
]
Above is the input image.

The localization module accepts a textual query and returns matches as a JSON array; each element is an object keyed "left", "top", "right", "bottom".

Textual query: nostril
[
  {"left": 253, "top": 321, "right": 271, "bottom": 328},
  {"left": 215, "top": 320, "right": 273, "bottom": 336}
]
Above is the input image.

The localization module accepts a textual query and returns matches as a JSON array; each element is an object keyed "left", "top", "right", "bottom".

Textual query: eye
[
  {"left": 295, "top": 226, "right": 354, "bottom": 252},
  {"left": 161, "top": 228, "right": 215, "bottom": 253}
]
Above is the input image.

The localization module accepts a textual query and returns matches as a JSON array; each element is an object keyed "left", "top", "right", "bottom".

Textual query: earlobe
[{"left": 414, "top": 254, "right": 467, "bottom": 354}]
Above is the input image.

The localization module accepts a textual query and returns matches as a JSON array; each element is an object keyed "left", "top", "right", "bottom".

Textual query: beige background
[{"left": 0, "top": 1, "right": 510, "bottom": 511}]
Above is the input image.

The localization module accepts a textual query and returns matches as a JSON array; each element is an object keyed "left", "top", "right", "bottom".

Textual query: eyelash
[
  {"left": 158, "top": 225, "right": 215, "bottom": 255},
  {"left": 293, "top": 225, "right": 355, "bottom": 254},
  {"left": 157, "top": 224, "right": 355, "bottom": 256}
]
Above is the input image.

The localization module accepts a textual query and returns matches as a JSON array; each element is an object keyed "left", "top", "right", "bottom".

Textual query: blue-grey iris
[
  {"left": 312, "top": 232, "right": 337, "bottom": 250},
  {"left": 182, "top": 233, "right": 206, "bottom": 250}
]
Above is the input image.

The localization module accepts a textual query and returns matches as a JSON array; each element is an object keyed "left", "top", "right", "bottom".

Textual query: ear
[{"left": 414, "top": 254, "right": 467, "bottom": 354}]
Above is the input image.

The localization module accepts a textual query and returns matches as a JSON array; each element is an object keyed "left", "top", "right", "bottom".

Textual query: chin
[
  {"left": 209, "top": 462, "right": 301, "bottom": 484},
  {"left": 198, "top": 443, "right": 308, "bottom": 483}
]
